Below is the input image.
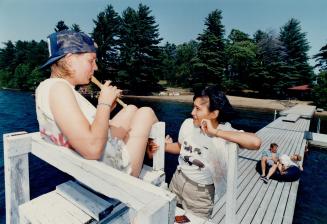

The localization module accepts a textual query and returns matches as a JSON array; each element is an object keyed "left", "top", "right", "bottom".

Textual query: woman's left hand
[{"left": 200, "top": 119, "right": 218, "bottom": 137}]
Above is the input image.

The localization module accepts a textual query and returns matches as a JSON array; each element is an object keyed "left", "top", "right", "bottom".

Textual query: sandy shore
[{"left": 124, "top": 95, "right": 327, "bottom": 118}]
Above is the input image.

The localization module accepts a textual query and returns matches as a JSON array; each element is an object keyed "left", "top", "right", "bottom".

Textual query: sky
[{"left": 0, "top": 0, "right": 326, "bottom": 67}]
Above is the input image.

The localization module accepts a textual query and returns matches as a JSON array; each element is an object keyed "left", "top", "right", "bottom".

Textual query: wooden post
[
  {"left": 225, "top": 142, "right": 238, "bottom": 224},
  {"left": 149, "top": 122, "right": 165, "bottom": 171},
  {"left": 4, "top": 132, "right": 31, "bottom": 224},
  {"left": 134, "top": 198, "right": 175, "bottom": 224}
]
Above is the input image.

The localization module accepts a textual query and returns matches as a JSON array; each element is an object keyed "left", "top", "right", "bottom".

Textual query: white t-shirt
[
  {"left": 178, "top": 118, "right": 240, "bottom": 186},
  {"left": 279, "top": 154, "right": 298, "bottom": 169}
]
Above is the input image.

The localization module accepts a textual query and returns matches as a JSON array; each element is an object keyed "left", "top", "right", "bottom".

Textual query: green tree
[
  {"left": 279, "top": 18, "right": 314, "bottom": 87},
  {"left": 0, "top": 69, "right": 11, "bottom": 87},
  {"left": 0, "top": 41, "right": 16, "bottom": 73},
  {"left": 194, "top": 9, "right": 225, "bottom": 89},
  {"left": 119, "top": 4, "right": 162, "bottom": 94},
  {"left": 92, "top": 5, "right": 121, "bottom": 82},
  {"left": 27, "top": 67, "right": 47, "bottom": 90},
  {"left": 228, "top": 29, "right": 251, "bottom": 44},
  {"left": 252, "top": 30, "right": 290, "bottom": 97},
  {"left": 224, "top": 29, "right": 257, "bottom": 93},
  {"left": 0, "top": 40, "right": 48, "bottom": 89},
  {"left": 253, "top": 30, "right": 268, "bottom": 44},
  {"left": 175, "top": 41, "right": 198, "bottom": 87},
  {"left": 9, "top": 63, "right": 32, "bottom": 89},
  {"left": 313, "top": 43, "right": 327, "bottom": 71},
  {"left": 158, "top": 42, "right": 177, "bottom": 84},
  {"left": 54, "top": 20, "right": 69, "bottom": 32},
  {"left": 312, "top": 71, "right": 327, "bottom": 109},
  {"left": 225, "top": 40, "right": 257, "bottom": 93}
]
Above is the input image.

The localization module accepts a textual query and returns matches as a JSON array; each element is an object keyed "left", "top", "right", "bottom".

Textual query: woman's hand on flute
[
  {"left": 91, "top": 76, "right": 127, "bottom": 108},
  {"left": 98, "top": 81, "right": 122, "bottom": 110}
]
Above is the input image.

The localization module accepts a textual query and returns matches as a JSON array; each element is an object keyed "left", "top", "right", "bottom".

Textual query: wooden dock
[{"left": 209, "top": 105, "right": 314, "bottom": 224}]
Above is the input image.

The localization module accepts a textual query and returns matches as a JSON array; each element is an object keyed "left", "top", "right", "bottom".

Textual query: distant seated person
[
  {"left": 260, "top": 143, "right": 280, "bottom": 184},
  {"left": 278, "top": 154, "right": 303, "bottom": 175}
]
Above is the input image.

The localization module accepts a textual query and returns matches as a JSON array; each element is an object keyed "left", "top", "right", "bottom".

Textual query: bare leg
[
  {"left": 110, "top": 106, "right": 158, "bottom": 177},
  {"left": 266, "top": 163, "right": 278, "bottom": 179},
  {"left": 261, "top": 157, "right": 268, "bottom": 176},
  {"left": 124, "top": 107, "right": 158, "bottom": 177},
  {"left": 277, "top": 163, "right": 283, "bottom": 173},
  {"left": 110, "top": 105, "right": 138, "bottom": 139}
]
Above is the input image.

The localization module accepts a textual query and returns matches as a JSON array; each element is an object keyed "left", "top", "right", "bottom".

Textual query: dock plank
[
  {"left": 242, "top": 130, "right": 302, "bottom": 224},
  {"left": 212, "top": 128, "right": 300, "bottom": 223},
  {"left": 282, "top": 114, "right": 300, "bottom": 122},
  {"left": 279, "top": 105, "right": 316, "bottom": 118},
  {"left": 210, "top": 105, "right": 313, "bottom": 224}
]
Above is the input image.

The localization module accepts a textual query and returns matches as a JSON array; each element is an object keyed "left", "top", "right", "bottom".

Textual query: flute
[{"left": 91, "top": 76, "right": 127, "bottom": 108}]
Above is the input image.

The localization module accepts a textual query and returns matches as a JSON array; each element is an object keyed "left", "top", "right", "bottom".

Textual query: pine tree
[
  {"left": 312, "top": 71, "right": 327, "bottom": 109},
  {"left": 158, "top": 42, "right": 177, "bottom": 84},
  {"left": 119, "top": 4, "right": 162, "bottom": 94},
  {"left": 54, "top": 20, "right": 69, "bottom": 32},
  {"left": 312, "top": 43, "right": 327, "bottom": 108},
  {"left": 175, "top": 41, "right": 198, "bottom": 87},
  {"left": 253, "top": 30, "right": 268, "bottom": 44},
  {"left": 92, "top": 5, "right": 121, "bottom": 82},
  {"left": 0, "top": 41, "right": 16, "bottom": 73},
  {"left": 253, "top": 30, "right": 289, "bottom": 97},
  {"left": 313, "top": 43, "right": 327, "bottom": 71},
  {"left": 194, "top": 9, "right": 225, "bottom": 89},
  {"left": 279, "top": 18, "right": 314, "bottom": 88}
]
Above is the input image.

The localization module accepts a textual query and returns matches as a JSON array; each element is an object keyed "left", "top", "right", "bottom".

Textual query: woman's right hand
[{"left": 98, "top": 81, "right": 122, "bottom": 106}]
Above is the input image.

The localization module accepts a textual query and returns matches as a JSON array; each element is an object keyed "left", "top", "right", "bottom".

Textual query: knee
[
  {"left": 125, "top": 104, "right": 138, "bottom": 113},
  {"left": 138, "top": 107, "right": 156, "bottom": 117},
  {"left": 261, "top": 157, "right": 268, "bottom": 162}
]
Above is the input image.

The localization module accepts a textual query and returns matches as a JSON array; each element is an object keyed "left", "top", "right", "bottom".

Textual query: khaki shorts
[{"left": 169, "top": 170, "right": 215, "bottom": 219}]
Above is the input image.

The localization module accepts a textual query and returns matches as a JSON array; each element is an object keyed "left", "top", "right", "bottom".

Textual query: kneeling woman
[
  {"left": 36, "top": 31, "right": 158, "bottom": 177},
  {"left": 165, "top": 86, "right": 261, "bottom": 218}
]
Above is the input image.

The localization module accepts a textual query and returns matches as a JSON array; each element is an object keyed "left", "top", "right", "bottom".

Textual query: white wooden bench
[{"left": 4, "top": 122, "right": 177, "bottom": 224}]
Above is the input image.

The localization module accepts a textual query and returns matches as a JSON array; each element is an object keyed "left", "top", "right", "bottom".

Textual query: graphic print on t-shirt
[{"left": 180, "top": 139, "right": 209, "bottom": 169}]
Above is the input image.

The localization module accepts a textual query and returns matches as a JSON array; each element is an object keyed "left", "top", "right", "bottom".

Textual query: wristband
[{"left": 98, "top": 102, "right": 112, "bottom": 108}]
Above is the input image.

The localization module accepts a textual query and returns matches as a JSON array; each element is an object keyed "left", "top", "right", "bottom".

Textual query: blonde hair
[
  {"left": 50, "top": 56, "right": 74, "bottom": 78},
  {"left": 293, "top": 154, "right": 302, "bottom": 161}
]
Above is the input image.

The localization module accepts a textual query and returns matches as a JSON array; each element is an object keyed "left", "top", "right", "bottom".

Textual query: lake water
[{"left": 0, "top": 90, "right": 326, "bottom": 223}]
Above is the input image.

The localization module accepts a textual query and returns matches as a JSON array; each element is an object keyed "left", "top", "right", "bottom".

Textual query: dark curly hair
[{"left": 193, "top": 85, "right": 236, "bottom": 123}]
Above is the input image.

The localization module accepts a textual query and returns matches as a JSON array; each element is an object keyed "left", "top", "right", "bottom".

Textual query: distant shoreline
[
  {"left": 124, "top": 95, "right": 327, "bottom": 118},
  {"left": 1, "top": 87, "right": 326, "bottom": 118}
]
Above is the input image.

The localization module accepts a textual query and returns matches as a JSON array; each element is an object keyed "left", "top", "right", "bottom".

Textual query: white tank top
[{"left": 35, "top": 78, "right": 131, "bottom": 173}]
